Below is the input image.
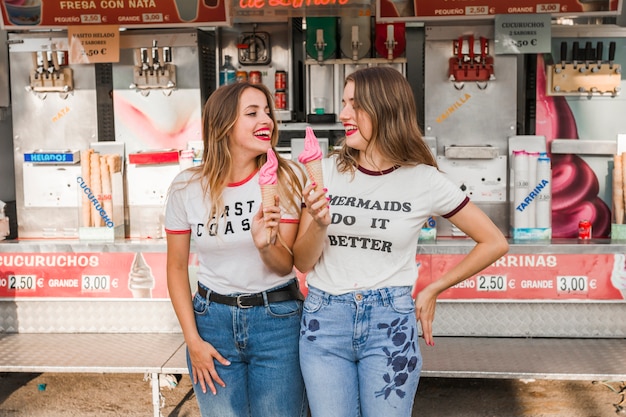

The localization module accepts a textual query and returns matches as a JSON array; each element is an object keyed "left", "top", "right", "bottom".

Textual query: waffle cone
[
  {"left": 261, "top": 184, "right": 278, "bottom": 244},
  {"left": 305, "top": 159, "right": 324, "bottom": 191}
]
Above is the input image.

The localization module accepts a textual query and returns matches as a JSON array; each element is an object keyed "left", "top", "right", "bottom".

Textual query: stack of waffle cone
[
  {"left": 305, "top": 159, "right": 324, "bottom": 191},
  {"left": 261, "top": 184, "right": 278, "bottom": 244}
]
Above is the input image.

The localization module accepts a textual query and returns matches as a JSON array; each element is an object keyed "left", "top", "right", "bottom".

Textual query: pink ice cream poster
[
  {"left": 535, "top": 38, "right": 626, "bottom": 238},
  {"left": 113, "top": 89, "right": 202, "bottom": 154}
]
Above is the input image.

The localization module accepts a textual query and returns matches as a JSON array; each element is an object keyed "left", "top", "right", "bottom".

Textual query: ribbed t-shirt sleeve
[{"left": 428, "top": 167, "right": 470, "bottom": 218}]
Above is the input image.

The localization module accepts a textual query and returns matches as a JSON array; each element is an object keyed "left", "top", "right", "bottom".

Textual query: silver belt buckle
[{"left": 236, "top": 294, "right": 254, "bottom": 308}]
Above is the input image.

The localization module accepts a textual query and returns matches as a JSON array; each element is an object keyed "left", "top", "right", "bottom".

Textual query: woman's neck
[
  {"left": 357, "top": 149, "right": 394, "bottom": 172},
  {"left": 228, "top": 156, "right": 259, "bottom": 185}
]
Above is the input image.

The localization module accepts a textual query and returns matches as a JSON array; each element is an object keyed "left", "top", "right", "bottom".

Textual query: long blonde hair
[
  {"left": 196, "top": 82, "right": 304, "bottom": 224},
  {"left": 334, "top": 66, "right": 437, "bottom": 173}
]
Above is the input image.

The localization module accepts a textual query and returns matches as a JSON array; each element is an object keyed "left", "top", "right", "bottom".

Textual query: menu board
[
  {"left": 0, "top": 0, "right": 228, "bottom": 30},
  {"left": 378, "top": 0, "right": 621, "bottom": 20}
]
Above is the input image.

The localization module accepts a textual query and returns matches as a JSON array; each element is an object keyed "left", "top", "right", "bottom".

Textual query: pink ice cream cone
[
  {"left": 259, "top": 149, "right": 279, "bottom": 244},
  {"left": 298, "top": 127, "right": 324, "bottom": 191}
]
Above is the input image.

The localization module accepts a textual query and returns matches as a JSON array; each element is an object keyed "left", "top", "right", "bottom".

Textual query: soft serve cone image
[
  {"left": 298, "top": 127, "right": 324, "bottom": 191},
  {"left": 259, "top": 149, "right": 279, "bottom": 244},
  {"left": 175, "top": 0, "right": 199, "bottom": 21},
  {"left": 611, "top": 254, "right": 626, "bottom": 299},
  {"left": 577, "top": 0, "right": 610, "bottom": 11},
  {"left": 128, "top": 252, "right": 155, "bottom": 298}
]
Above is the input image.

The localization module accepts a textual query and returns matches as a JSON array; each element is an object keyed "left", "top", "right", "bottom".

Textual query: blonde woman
[{"left": 166, "top": 82, "right": 307, "bottom": 417}]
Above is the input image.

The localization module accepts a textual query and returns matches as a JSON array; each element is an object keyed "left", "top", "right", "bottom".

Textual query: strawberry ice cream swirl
[
  {"left": 259, "top": 148, "right": 278, "bottom": 185},
  {"left": 298, "top": 127, "right": 323, "bottom": 164}
]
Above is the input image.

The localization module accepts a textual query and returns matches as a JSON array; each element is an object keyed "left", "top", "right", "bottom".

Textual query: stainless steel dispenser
[
  {"left": 424, "top": 25, "right": 518, "bottom": 237},
  {"left": 9, "top": 32, "right": 98, "bottom": 238},
  {"left": 111, "top": 29, "right": 207, "bottom": 239}
]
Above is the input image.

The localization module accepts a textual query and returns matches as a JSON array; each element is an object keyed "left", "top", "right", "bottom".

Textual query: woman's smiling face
[
  {"left": 339, "top": 80, "right": 372, "bottom": 152},
  {"left": 229, "top": 87, "right": 274, "bottom": 158}
]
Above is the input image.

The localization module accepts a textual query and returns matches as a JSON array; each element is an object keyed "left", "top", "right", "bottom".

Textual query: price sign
[
  {"left": 8, "top": 275, "right": 37, "bottom": 292},
  {"left": 494, "top": 13, "right": 551, "bottom": 55},
  {"left": 80, "top": 14, "right": 103, "bottom": 24},
  {"left": 466, "top": 6, "right": 489, "bottom": 15},
  {"left": 68, "top": 25, "right": 120, "bottom": 64},
  {"left": 421, "top": 253, "right": 624, "bottom": 301},
  {"left": 557, "top": 276, "right": 589, "bottom": 294},
  {"left": 476, "top": 275, "right": 508, "bottom": 291},
  {"left": 536, "top": 3, "right": 560, "bottom": 13},
  {"left": 81, "top": 275, "right": 112, "bottom": 293},
  {"left": 142, "top": 13, "right": 164, "bottom": 23}
]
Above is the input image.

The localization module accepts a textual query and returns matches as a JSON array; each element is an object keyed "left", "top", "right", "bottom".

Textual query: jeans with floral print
[{"left": 300, "top": 285, "right": 422, "bottom": 417}]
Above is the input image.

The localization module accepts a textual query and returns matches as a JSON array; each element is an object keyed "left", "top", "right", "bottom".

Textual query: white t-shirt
[
  {"left": 306, "top": 156, "right": 469, "bottom": 295},
  {"left": 165, "top": 168, "right": 299, "bottom": 294}
]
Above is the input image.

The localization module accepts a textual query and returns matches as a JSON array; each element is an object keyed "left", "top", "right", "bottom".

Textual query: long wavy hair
[
  {"left": 334, "top": 66, "right": 438, "bottom": 174},
  {"left": 195, "top": 82, "right": 304, "bottom": 224}
]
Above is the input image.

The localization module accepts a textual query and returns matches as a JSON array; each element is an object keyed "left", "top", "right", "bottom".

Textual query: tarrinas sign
[
  {"left": 378, "top": 0, "right": 621, "bottom": 20},
  {"left": 0, "top": 0, "right": 228, "bottom": 30}
]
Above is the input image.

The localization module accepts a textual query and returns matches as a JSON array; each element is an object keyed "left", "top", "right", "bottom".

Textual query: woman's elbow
[
  {"left": 293, "top": 258, "right": 312, "bottom": 274},
  {"left": 293, "top": 250, "right": 316, "bottom": 273},
  {"left": 494, "top": 235, "right": 509, "bottom": 258}
]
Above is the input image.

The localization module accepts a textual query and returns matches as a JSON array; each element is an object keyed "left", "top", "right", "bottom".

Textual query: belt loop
[{"left": 379, "top": 288, "right": 390, "bottom": 306}]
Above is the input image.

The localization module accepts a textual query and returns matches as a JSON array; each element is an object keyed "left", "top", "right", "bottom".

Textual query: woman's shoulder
[
  {"left": 169, "top": 167, "right": 202, "bottom": 190},
  {"left": 399, "top": 162, "right": 438, "bottom": 175}
]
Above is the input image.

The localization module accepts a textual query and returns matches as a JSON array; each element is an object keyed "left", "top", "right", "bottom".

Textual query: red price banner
[
  {"left": 413, "top": 253, "right": 626, "bottom": 301},
  {"left": 0, "top": 0, "right": 228, "bottom": 30},
  {"left": 378, "top": 0, "right": 621, "bottom": 19},
  {"left": 0, "top": 252, "right": 193, "bottom": 299}
]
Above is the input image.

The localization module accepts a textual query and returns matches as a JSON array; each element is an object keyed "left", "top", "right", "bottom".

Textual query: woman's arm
[
  {"left": 292, "top": 182, "right": 330, "bottom": 273},
  {"left": 250, "top": 195, "right": 299, "bottom": 275},
  {"left": 415, "top": 202, "right": 509, "bottom": 346}
]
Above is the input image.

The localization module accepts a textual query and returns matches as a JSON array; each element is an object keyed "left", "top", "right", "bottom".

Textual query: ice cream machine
[
  {"left": 8, "top": 32, "right": 98, "bottom": 238},
  {"left": 111, "top": 29, "right": 210, "bottom": 239},
  {"left": 423, "top": 25, "right": 518, "bottom": 237},
  {"left": 8, "top": 29, "right": 212, "bottom": 240}
]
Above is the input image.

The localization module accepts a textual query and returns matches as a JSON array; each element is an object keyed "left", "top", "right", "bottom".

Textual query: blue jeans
[
  {"left": 300, "top": 286, "right": 422, "bottom": 417},
  {"left": 190, "top": 279, "right": 308, "bottom": 417}
]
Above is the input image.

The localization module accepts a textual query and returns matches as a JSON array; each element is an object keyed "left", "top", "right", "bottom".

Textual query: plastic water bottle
[{"left": 219, "top": 55, "right": 236, "bottom": 86}]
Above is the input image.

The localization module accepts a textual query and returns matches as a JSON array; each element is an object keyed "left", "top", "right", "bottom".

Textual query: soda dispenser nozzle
[
  {"left": 384, "top": 24, "right": 397, "bottom": 61},
  {"left": 315, "top": 29, "right": 327, "bottom": 63}
]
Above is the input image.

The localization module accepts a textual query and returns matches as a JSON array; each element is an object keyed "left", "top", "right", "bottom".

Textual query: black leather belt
[{"left": 197, "top": 280, "right": 304, "bottom": 308}]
